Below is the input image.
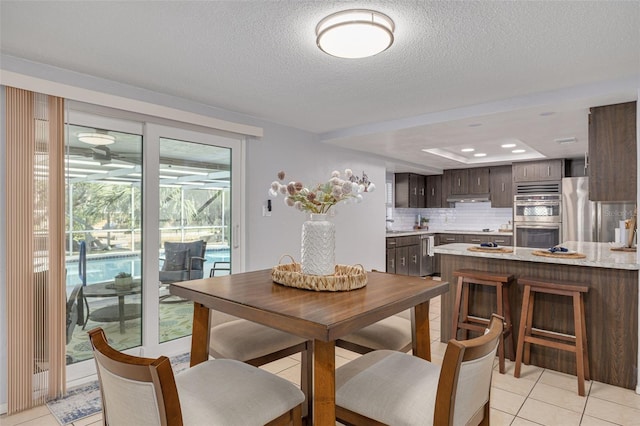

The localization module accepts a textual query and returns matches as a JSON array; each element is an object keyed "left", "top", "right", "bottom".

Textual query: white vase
[{"left": 301, "top": 213, "right": 335, "bottom": 276}]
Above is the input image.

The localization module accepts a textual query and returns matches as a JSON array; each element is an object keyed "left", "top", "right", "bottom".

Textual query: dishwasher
[{"left": 419, "top": 234, "right": 435, "bottom": 276}]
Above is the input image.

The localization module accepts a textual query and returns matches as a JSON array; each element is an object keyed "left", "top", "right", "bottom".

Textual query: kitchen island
[{"left": 434, "top": 241, "right": 639, "bottom": 390}]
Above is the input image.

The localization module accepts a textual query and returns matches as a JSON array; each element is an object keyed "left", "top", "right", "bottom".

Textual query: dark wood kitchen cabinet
[
  {"left": 490, "top": 165, "right": 513, "bottom": 208},
  {"left": 425, "top": 175, "right": 442, "bottom": 208},
  {"left": 386, "top": 236, "right": 420, "bottom": 276},
  {"left": 441, "top": 170, "right": 453, "bottom": 207},
  {"left": 449, "top": 169, "right": 469, "bottom": 195},
  {"left": 588, "top": 101, "right": 637, "bottom": 202},
  {"left": 513, "top": 159, "right": 563, "bottom": 182},
  {"left": 469, "top": 167, "right": 490, "bottom": 194},
  {"left": 395, "top": 173, "right": 426, "bottom": 208}
]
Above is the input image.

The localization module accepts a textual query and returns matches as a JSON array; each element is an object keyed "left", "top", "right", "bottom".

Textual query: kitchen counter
[
  {"left": 386, "top": 229, "right": 513, "bottom": 237},
  {"left": 437, "top": 240, "right": 638, "bottom": 390},
  {"left": 433, "top": 241, "right": 639, "bottom": 270}
]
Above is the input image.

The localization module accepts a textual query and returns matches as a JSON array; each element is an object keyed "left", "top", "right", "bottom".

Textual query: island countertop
[{"left": 433, "top": 241, "right": 639, "bottom": 270}]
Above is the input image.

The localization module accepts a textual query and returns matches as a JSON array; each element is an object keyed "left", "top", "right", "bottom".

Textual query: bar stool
[
  {"left": 452, "top": 269, "right": 515, "bottom": 374},
  {"left": 514, "top": 277, "right": 590, "bottom": 396}
]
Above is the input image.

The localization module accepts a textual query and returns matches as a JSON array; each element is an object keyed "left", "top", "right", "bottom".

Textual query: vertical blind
[{"left": 5, "top": 87, "right": 66, "bottom": 413}]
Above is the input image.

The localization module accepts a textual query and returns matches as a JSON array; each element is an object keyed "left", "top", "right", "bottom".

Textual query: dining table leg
[
  {"left": 313, "top": 339, "right": 335, "bottom": 426},
  {"left": 413, "top": 300, "right": 431, "bottom": 361},
  {"left": 189, "top": 302, "right": 211, "bottom": 367}
]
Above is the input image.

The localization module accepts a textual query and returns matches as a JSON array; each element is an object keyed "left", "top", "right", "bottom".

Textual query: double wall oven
[{"left": 513, "top": 193, "right": 562, "bottom": 248}]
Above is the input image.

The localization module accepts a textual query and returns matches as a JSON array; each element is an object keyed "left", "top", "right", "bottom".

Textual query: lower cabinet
[{"left": 386, "top": 236, "right": 420, "bottom": 276}]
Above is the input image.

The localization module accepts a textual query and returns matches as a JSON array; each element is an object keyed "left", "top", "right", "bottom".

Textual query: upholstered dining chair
[
  {"left": 335, "top": 314, "right": 503, "bottom": 426},
  {"left": 88, "top": 327, "right": 304, "bottom": 426}
]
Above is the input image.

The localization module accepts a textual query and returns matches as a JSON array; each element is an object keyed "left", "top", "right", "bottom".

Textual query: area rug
[{"left": 47, "top": 352, "right": 191, "bottom": 425}]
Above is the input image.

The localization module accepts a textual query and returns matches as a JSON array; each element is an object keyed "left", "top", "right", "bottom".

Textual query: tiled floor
[{"left": 2, "top": 296, "right": 639, "bottom": 425}]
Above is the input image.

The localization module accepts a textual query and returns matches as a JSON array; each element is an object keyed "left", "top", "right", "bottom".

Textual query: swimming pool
[{"left": 65, "top": 248, "right": 230, "bottom": 290}]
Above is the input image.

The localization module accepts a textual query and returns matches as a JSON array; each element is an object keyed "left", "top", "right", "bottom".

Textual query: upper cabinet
[
  {"left": 449, "top": 169, "right": 469, "bottom": 195},
  {"left": 588, "top": 101, "right": 637, "bottom": 202},
  {"left": 425, "top": 175, "right": 442, "bottom": 208},
  {"left": 469, "top": 167, "right": 490, "bottom": 194},
  {"left": 513, "top": 159, "right": 563, "bottom": 182},
  {"left": 395, "top": 173, "right": 426, "bottom": 208},
  {"left": 489, "top": 166, "right": 513, "bottom": 208}
]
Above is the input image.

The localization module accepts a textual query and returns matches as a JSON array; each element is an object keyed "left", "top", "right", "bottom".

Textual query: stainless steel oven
[
  {"left": 514, "top": 194, "right": 562, "bottom": 223},
  {"left": 513, "top": 222, "right": 561, "bottom": 248},
  {"left": 514, "top": 194, "right": 562, "bottom": 248}
]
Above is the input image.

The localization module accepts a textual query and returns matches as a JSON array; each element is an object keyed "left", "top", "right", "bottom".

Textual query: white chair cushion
[
  {"left": 176, "top": 359, "right": 304, "bottom": 426},
  {"left": 210, "top": 319, "right": 307, "bottom": 361},
  {"left": 340, "top": 315, "right": 412, "bottom": 351},
  {"left": 336, "top": 350, "right": 440, "bottom": 425}
]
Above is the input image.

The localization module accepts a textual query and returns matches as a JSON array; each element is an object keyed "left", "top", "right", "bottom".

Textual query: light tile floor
[{"left": 2, "top": 296, "right": 640, "bottom": 425}]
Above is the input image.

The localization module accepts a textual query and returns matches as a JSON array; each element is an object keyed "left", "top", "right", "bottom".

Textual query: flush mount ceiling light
[
  {"left": 461, "top": 148, "right": 475, "bottom": 152},
  {"left": 78, "top": 132, "right": 115, "bottom": 146},
  {"left": 316, "top": 9, "right": 395, "bottom": 59}
]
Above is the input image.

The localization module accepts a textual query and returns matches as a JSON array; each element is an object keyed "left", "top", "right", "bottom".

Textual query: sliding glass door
[{"left": 65, "top": 106, "right": 242, "bottom": 381}]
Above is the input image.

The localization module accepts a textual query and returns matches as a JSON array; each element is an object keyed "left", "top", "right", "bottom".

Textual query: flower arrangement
[{"left": 268, "top": 169, "right": 375, "bottom": 214}]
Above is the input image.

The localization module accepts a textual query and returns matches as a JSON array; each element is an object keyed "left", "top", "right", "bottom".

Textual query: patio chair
[
  {"left": 88, "top": 327, "right": 304, "bottom": 425},
  {"left": 159, "top": 240, "right": 207, "bottom": 303}
]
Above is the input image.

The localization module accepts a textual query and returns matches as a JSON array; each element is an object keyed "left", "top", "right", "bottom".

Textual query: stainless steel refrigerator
[{"left": 562, "top": 177, "right": 635, "bottom": 243}]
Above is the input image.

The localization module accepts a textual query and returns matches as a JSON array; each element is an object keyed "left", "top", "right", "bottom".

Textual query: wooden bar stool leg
[
  {"left": 460, "top": 281, "right": 470, "bottom": 340},
  {"left": 502, "top": 284, "right": 515, "bottom": 361},
  {"left": 573, "top": 293, "right": 586, "bottom": 396},
  {"left": 580, "top": 294, "right": 590, "bottom": 381},
  {"left": 451, "top": 276, "right": 464, "bottom": 340},
  {"left": 514, "top": 285, "right": 531, "bottom": 378},
  {"left": 496, "top": 282, "right": 506, "bottom": 374},
  {"left": 523, "top": 291, "right": 535, "bottom": 366}
]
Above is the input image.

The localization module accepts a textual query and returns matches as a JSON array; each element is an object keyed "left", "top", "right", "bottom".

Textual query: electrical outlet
[{"left": 262, "top": 205, "right": 271, "bottom": 217}]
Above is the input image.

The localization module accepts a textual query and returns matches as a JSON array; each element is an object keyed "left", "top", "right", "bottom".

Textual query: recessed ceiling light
[
  {"left": 501, "top": 143, "right": 516, "bottom": 148},
  {"left": 468, "top": 123, "right": 482, "bottom": 127},
  {"left": 473, "top": 153, "right": 487, "bottom": 157},
  {"left": 316, "top": 9, "right": 395, "bottom": 59},
  {"left": 512, "top": 149, "right": 526, "bottom": 153},
  {"left": 461, "top": 148, "right": 475, "bottom": 152},
  {"left": 540, "top": 111, "right": 555, "bottom": 116}
]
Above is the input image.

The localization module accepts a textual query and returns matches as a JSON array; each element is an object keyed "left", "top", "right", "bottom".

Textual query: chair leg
[
  {"left": 514, "top": 285, "right": 531, "bottom": 378},
  {"left": 580, "top": 294, "right": 590, "bottom": 381},
  {"left": 460, "top": 281, "right": 470, "bottom": 340},
  {"left": 523, "top": 291, "right": 535, "bottom": 365},
  {"left": 496, "top": 282, "right": 506, "bottom": 374},
  {"left": 451, "top": 276, "right": 464, "bottom": 340},
  {"left": 502, "top": 284, "right": 516, "bottom": 362},
  {"left": 573, "top": 293, "right": 586, "bottom": 396}
]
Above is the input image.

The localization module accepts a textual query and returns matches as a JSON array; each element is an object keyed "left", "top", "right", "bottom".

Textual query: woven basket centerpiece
[{"left": 272, "top": 255, "right": 367, "bottom": 292}]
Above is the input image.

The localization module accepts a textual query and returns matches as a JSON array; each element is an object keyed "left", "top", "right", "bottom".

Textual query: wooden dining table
[{"left": 170, "top": 269, "right": 448, "bottom": 425}]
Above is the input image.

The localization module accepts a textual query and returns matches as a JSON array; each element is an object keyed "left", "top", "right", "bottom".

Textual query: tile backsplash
[{"left": 387, "top": 202, "right": 513, "bottom": 232}]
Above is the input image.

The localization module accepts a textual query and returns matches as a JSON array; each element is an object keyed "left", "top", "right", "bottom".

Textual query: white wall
[{"left": 0, "top": 58, "right": 386, "bottom": 410}]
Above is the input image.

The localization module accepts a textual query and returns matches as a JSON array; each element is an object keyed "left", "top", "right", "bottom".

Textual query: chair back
[
  {"left": 88, "top": 328, "right": 183, "bottom": 426},
  {"left": 162, "top": 240, "right": 207, "bottom": 280},
  {"left": 435, "top": 314, "right": 503, "bottom": 426},
  {"left": 66, "top": 285, "right": 84, "bottom": 344}
]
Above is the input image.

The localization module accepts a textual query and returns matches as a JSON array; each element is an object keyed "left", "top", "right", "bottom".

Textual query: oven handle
[{"left": 513, "top": 223, "right": 561, "bottom": 229}]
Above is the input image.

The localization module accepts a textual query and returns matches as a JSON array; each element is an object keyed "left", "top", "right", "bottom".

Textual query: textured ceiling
[{"left": 1, "top": 1, "right": 639, "bottom": 172}]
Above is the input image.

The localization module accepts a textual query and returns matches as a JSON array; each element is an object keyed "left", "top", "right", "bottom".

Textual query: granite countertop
[
  {"left": 386, "top": 229, "right": 513, "bottom": 237},
  {"left": 433, "top": 241, "right": 640, "bottom": 270}
]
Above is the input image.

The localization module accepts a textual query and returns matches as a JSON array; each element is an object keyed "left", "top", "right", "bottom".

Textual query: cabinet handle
[
  {"left": 431, "top": 188, "right": 435, "bottom": 196},
  {"left": 547, "top": 165, "right": 551, "bottom": 176},
  {"left": 412, "top": 255, "right": 417, "bottom": 264},
  {"left": 457, "top": 178, "right": 461, "bottom": 187},
  {"left": 401, "top": 257, "right": 406, "bottom": 266},
  {"left": 471, "top": 238, "right": 481, "bottom": 243},
  {"left": 420, "top": 188, "right": 425, "bottom": 196},
  {"left": 413, "top": 187, "right": 417, "bottom": 195},
  {"left": 524, "top": 168, "right": 527, "bottom": 177},
  {"left": 477, "top": 177, "right": 480, "bottom": 186},
  {"left": 584, "top": 152, "right": 589, "bottom": 174},
  {"left": 501, "top": 182, "right": 505, "bottom": 192},
  {"left": 494, "top": 239, "right": 505, "bottom": 243},
  {"left": 390, "top": 259, "right": 394, "bottom": 268}
]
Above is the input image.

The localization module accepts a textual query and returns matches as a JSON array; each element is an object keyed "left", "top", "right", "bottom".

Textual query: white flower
[
  {"left": 367, "top": 183, "right": 376, "bottom": 192},
  {"left": 345, "top": 169, "right": 353, "bottom": 178},
  {"left": 331, "top": 170, "right": 340, "bottom": 178},
  {"left": 279, "top": 185, "right": 288, "bottom": 195},
  {"left": 342, "top": 181, "right": 353, "bottom": 194},
  {"left": 285, "top": 197, "right": 295, "bottom": 207}
]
